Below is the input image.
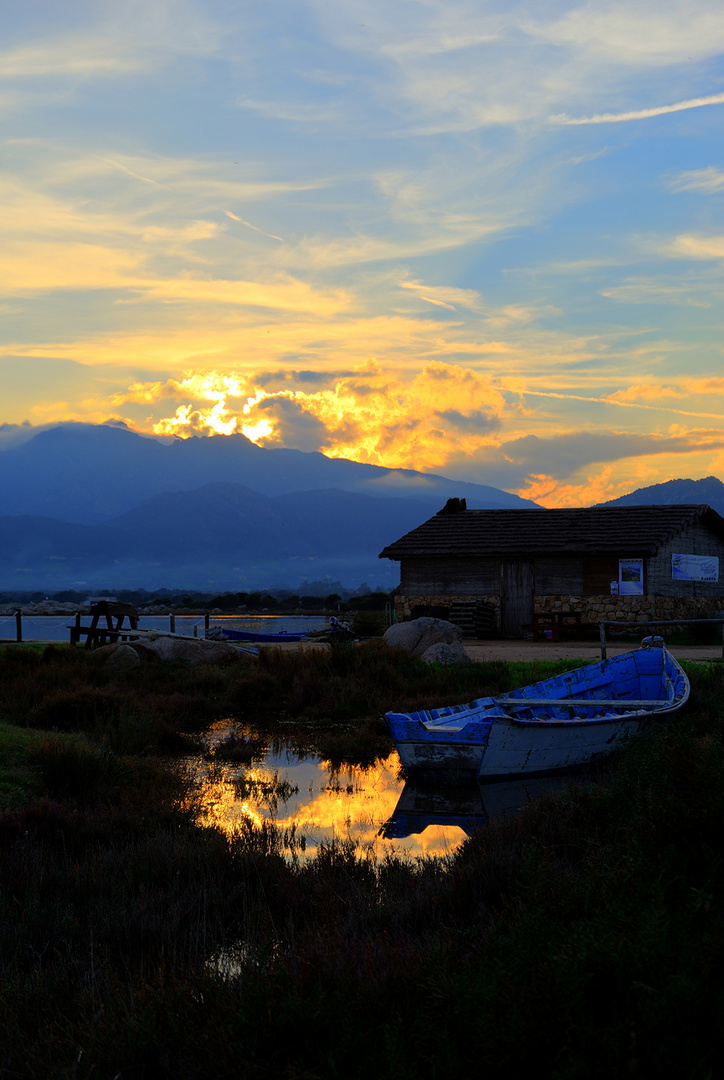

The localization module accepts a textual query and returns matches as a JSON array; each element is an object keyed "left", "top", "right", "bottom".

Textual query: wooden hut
[{"left": 378, "top": 500, "right": 724, "bottom": 637}]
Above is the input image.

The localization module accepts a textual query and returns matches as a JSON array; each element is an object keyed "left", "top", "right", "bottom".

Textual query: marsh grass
[{"left": 0, "top": 644, "right": 722, "bottom": 1077}]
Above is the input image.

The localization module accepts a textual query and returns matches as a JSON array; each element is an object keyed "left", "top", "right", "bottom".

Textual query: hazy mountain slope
[
  {"left": 0, "top": 484, "right": 448, "bottom": 589},
  {"left": 0, "top": 424, "right": 539, "bottom": 523},
  {"left": 599, "top": 476, "right": 724, "bottom": 516}
]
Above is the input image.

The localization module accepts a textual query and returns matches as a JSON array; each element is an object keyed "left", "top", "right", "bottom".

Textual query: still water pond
[{"left": 186, "top": 721, "right": 577, "bottom": 861}]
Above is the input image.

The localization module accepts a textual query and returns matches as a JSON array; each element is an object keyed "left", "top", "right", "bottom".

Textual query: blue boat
[
  {"left": 207, "top": 627, "right": 308, "bottom": 643},
  {"left": 385, "top": 638, "right": 690, "bottom": 781}
]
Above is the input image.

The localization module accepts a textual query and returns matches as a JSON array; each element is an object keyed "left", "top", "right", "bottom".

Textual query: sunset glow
[{"left": 2, "top": 2, "right": 724, "bottom": 504}]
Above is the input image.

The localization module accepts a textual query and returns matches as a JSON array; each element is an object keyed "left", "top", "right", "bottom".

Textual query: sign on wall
[
  {"left": 619, "top": 558, "right": 644, "bottom": 595},
  {"left": 672, "top": 553, "right": 719, "bottom": 582}
]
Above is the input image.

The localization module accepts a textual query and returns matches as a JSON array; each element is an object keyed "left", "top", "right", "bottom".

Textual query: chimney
[{"left": 438, "top": 497, "right": 467, "bottom": 514}]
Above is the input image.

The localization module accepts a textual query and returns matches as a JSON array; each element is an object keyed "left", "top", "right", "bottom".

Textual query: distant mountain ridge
[
  {"left": 0, "top": 424, "right": 539, "bottom": 589},
  {"left": 5, "top": 426, "right": 720, "bottom": 592},
  {"left": 599, "top": 476, "right": 724, "bottom": 517},
  {"left": 0, "top": 424, "right": 539, "bottom": 524}
]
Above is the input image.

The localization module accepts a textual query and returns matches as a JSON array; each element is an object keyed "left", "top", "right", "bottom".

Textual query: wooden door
[{"left": 500, "top": 560, "right": 534, "bottom": 637}]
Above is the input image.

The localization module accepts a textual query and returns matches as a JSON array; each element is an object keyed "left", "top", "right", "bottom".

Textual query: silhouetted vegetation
[{"left": 0, "top": 644, "right": 721, "bottom": 1077}]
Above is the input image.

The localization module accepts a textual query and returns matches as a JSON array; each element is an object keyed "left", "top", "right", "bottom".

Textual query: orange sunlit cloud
[
  {"left": 607, "top": 383, "right": 682, "bottom": 403},
  {"left": 138, "top": 361, "right": 506, "bottom": 471},
  {"left": 517, "top": 466, "right": 620, "bottom": 508}
]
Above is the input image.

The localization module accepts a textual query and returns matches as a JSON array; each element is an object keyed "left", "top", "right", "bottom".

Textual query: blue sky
[{"left": 2, "top": 0, "right": 724, "bottom": 505}]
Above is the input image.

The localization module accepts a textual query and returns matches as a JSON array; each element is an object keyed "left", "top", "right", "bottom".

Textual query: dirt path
[{"left": 462, "top": 640, "right": 723, "bottom": 663}]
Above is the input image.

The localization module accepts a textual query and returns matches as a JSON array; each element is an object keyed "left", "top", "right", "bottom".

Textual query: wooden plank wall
[
  {"left": 648, "top": 523, "right": 724, "bottom": 597},
  {"left": 401, "top": 530, "right": 724, "bottom": 601}
]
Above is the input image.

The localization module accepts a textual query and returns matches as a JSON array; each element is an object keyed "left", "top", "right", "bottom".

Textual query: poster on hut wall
[
  {"left": 672, "top": 553, "right": 719, "bottom": 582},
  {"left": 619, "top": 558, "right": 644, "bottom": 595}
]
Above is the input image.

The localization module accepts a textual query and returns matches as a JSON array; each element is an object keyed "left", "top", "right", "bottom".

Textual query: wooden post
[
  {"left": 169, "top": 613, "right": 176, "bottom": 634},
  {"left": 205, "top": 612, "right": 210, "bottom": 632},
  {"left": 599, "top": 621, "right": 607, "bottom": 661},
  {"left": 193, "top": 625, "right": 198, "bottom": 638},
  {"left": 15, "top": 609, "right": 22, "bottom": 643}
]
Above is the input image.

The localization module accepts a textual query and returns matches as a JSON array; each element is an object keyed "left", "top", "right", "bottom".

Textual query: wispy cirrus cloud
[{"left": 667, "top": 166, "right": 724, "bottom": 193}]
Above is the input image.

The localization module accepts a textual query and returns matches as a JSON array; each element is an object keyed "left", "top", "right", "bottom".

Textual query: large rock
[
  {"left": 102, "top": 643, "right": 142, "bottom": 672},
  {"left": 94, "top": 635, "right": 246, "bottom": 667},
  {"left": 419, "top": 641, "right": 471, "bottom": 665},
  {"left": 383, "top": 617, "right": 464, "bottom": 658}
]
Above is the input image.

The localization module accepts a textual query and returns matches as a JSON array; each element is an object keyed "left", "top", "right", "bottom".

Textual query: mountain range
[
  {"left": 2, "top": 425, "right": 723, "bottom": 591},
  {"left": 0, "top": 424, "right": 538, "bottom": 591}
]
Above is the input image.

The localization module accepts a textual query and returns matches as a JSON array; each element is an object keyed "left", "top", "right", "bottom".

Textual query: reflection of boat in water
[
  {"left": 385, "top": 639, "right": 689, "bottom": 781},
  {"left": 380, "top": 775, "right": 579, "bottom": 839}
]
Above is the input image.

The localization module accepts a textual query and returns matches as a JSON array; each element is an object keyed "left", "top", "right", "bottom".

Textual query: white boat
[{"left": 385, "top": 638, "right": 690, "bottom": 781}]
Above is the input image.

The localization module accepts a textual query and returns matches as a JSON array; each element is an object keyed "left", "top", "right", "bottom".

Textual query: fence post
[
  {"left": 169, "top": 613, "right": 176, "bottom": 634},
  {"left": 15, "top": 609, "right": 22, "bottom": 643},
  {"left": 205, "top": 612, "right": 210, "bottom": 632},
  {"left": 599, "top": 621, "right": 607, "bottom": 661}
]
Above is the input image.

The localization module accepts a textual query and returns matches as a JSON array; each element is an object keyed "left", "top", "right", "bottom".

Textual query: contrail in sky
[
  {"left": 96, "top": 156, "right": 173, "bottom": 189},
  {"left": 224, "top": 210, "right": 285, "bottom": 242},
  {"left": 550, "top": 91, "right": 724, "bottom": 125},
  {"left": 516, "top": 388, "right": 724, "bottom": 421}
]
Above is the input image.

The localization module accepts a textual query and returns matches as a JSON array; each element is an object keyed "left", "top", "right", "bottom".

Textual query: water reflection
[
  {"left": 382, "top": 775, "right": 575, "bottom": 841},
  {"left": 188, "top": 721, "right": 583, "bottom": 861}
]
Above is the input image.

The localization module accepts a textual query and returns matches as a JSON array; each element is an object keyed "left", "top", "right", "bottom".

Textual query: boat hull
[
  {"left": 386, "top": 641, "right": 689, "bottom": 781},
  {"left": 391, "top": 712, "right": 644, "bottom": 781},
  {"left": 208, "top": 628, "right": 307, "bottom": 643}
]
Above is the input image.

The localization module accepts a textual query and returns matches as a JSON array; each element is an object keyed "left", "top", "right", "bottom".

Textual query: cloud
[
  {"left": 122, "top": 362, "right": 506, "bottom": 468},
  {"left": 535, "top": 3, "right": 724, "bottom": 65},
  {"left": 0, "top": 241, "right": 145, "bottom": 294},
  {"left": 0, "top": 36, "right": 142, "bottom": 80},
  {"left": 666, "top": 234, "right": 724, "bottom": 260},
  {"left": 608, "top": 384, "right": 682, "bottom": 403},
  {"left": 135, "top": 276, "right": 352, "bottom": 315},
  {"left": 550, "top": 91, "right": 724, "bottom": 126},
  {"left": 668, "top": 166, "right": 724, "bottom": 193},
  {"left": 600, "top": 276, "right": 712, "bottom": 306}
]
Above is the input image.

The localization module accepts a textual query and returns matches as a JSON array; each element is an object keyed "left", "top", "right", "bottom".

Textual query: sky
[{"left": 2, "top": 0, "right": 724, "bottom": 506}]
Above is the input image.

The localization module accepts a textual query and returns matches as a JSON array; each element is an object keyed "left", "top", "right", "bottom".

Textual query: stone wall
[
  {"left": 536, "top": 593, "right": 724, "bottom": 624},
  {"left": 395, "top": 592, "right": 724, "bottom": 630}
]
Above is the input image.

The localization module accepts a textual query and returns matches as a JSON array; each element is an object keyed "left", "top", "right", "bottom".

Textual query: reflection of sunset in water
[{"left": 190, "top": 739, "right": 469, "bottom": 861}]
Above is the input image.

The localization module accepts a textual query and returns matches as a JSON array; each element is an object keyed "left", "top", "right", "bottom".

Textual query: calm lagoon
[
  {"left": 186, "top": 720, "right": 576, "bottom": 862},
  {"left": 1, "top": 613, "right": 332, "bottom": 642}
]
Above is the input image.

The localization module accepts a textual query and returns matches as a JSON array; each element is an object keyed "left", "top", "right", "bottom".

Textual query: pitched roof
[{"left": 379, "top": 504, "right": 724, "bottom": 560}]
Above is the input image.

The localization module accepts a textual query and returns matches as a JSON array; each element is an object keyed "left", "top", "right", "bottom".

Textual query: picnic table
[{"left": 69, "top": 602, "right": 139, "bottom": 648}]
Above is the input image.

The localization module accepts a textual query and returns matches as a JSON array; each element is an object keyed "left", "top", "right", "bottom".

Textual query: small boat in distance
[
  {"left": 206, "top": 616, "right": 354, "bottom": 644},
  {"left": 207, "top": 626, "right": 308, "bottom": 643},
  {"left": 385, "top": 637, "right": 690, "bottom": 781}
]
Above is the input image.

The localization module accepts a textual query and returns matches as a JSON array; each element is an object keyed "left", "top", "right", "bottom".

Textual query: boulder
[
  {"left": 102, "top": 643, "right": 141, "bottom": 672},
  {"left": 94, "top": 635, "right": 246, "bottom": 667},
  {"left": 419, "top": 641, "right": 471, "bottom": 665},
  {"left": 383, "top": 617, "right": 464, "bottom": 658}
]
